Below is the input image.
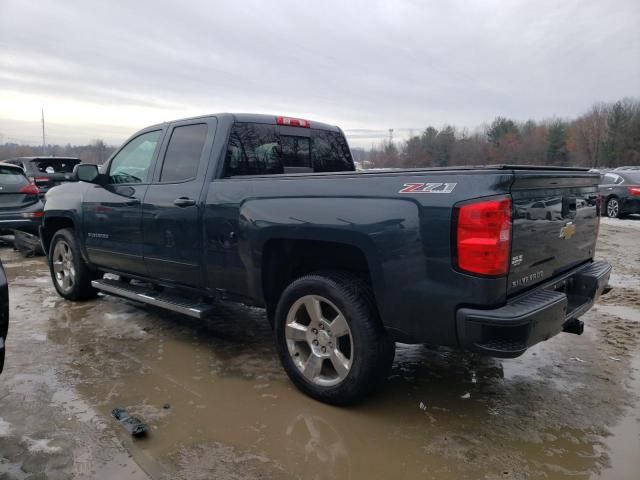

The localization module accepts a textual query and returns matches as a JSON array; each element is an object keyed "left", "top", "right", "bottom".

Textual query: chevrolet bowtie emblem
[{"left": 559, "top": 222, "right": 576, "bottom": 239}]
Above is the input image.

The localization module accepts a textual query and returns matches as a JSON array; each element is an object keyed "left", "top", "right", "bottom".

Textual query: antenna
[{"left": 41, "top": 108, "right": 46, "bottom": 154}]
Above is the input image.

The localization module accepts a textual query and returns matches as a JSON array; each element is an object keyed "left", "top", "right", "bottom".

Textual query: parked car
[
  {"left": 1, "top": 156, "right": 81, "bottom": 196},
  {"left": 526, "top": 198, "right": 562, "bottom": 220},
  {"left": 0, "top": 258, "right": 7, "bottom": 374},
  {"left": 0, "top": 164, "right": 44, "bottom": 235},
  {"left": 598, "top": 169, "right": 640, "bottom": 218},
  {"left": 613, "top": 166, "right": 640, "bottom": 171},
  {"left": 41, "top": 114, "right": 611, "bottom": 404}
]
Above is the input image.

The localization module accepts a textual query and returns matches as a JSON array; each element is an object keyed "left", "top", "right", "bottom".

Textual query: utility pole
[{"left": 41, "top": 108, "right": 46, "bottom": 154}]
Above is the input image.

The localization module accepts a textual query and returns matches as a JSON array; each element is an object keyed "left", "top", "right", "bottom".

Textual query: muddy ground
[{"left": 0, "top": 217, "right": 639, "bottom": 480}]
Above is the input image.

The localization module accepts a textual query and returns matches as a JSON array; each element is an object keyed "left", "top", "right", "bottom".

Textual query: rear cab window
[{"left": 224, "top": 122, "right": 354, "bottom": 177}]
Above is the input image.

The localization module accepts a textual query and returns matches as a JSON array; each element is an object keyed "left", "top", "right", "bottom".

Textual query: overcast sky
[{"left": 1, "top": 0, "right": 638, "bottom": 148}]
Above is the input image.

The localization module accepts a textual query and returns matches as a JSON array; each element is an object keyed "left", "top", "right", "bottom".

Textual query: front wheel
[
  {"left": 274, "top": 271, "right": 395, "bottom": 405},
  {"left": 606, "top": 197, "right": 621, "bottom": 218},
  {"left": 49, "top": 228, "right": 99, "bottom": 301}
]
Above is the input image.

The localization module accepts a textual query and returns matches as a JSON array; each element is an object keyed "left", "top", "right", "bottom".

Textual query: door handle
[
  {"left": 125, "top": 198, "right": 140, "bottom": 206},
  {"left": 173, "top": 197, "right": 196, "bottom": 207}
]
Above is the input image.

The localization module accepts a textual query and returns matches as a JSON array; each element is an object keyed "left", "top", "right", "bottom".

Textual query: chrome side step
[{"left": 91, "top": 278, "right": 215, "bottom": 319}]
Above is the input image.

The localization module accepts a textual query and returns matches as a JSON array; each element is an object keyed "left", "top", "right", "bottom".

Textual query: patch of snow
[
  {"left": 22, "top": 435, "right": 61, "bottom": 454},
  {"left": 0, "top": 417, "right": 14, "bottom": 436},
  {"left": 601, "top": 216, "right": 640, "bottom": 231}
]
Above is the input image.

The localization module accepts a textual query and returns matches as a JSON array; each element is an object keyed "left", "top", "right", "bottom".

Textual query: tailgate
[
  {"left": 509, "top": 171, "right": 600, "bottom": 296},
  {"left": 34, "top": 172, "right": 75, "bottom": 190}
]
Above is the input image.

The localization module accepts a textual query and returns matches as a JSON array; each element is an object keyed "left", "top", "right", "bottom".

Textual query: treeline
[
  {"left": 0, "top": 140, "right": 115, "bottom": 165},
  {"left": 366, "top": 98, "right": 640, "bottom": 169}
]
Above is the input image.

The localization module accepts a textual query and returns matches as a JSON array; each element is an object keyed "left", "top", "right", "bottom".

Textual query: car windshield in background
[
  {"left": 0, "top": 166, "right": 28, "bottom": 186},
  {"left": 32, "top": 158, "right": 80, "bottom": 174}
]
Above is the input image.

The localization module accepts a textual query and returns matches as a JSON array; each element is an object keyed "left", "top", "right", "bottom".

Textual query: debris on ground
[
  {"left": 111, "top": 407, "right": 148, "bottom": 437},
  {"left": 12, "top": 230, "right": 44, "bottom": 257},
  {"left": 569, "top": 356, "right": 586, "bottom": 363}
]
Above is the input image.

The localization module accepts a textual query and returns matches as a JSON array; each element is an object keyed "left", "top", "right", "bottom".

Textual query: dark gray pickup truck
[{"left": 41, "top": 113, "right": 611, "bottom": 404}]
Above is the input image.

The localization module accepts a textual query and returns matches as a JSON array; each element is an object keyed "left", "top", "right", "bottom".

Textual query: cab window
[
  {"left": 224, "top": 122, "right": 355, "bottom": 177},
  {"left": 225, "top": 123, "right": 283, "bottom": 176},
  {"left": 311, "top": 130, "right": 355, "bottom": 172},
  {"left": 109, "top": 130, "right": 162, "bottom": 184}
]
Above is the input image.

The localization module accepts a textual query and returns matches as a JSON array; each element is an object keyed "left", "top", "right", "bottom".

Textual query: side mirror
[{"left": 73, "top": 164, "right": 100, "bottom": 183}]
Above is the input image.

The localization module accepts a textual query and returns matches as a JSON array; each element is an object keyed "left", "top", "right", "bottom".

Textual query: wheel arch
[
  {"left": 259, "top": 236, "right": 382, "bottom": 325},
  {"left": 41, "top": 216, "right": 76, "bottom": 255}
]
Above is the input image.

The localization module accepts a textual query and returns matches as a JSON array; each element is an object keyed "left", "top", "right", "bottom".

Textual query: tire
[
  {"left": 48, "top": 228, "right": 100, "bottom": 301},
  {"left": 274, "top": 271, "right": 395, "bottom": 405},
  {"left": 606, "top": 197, "right": 621, "bottom": 218}
]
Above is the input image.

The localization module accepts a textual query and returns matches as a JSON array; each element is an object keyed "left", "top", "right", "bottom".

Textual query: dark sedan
[
  {"left": 599, "top": 169, "right": 640, "bottom": 218},
  {"left": 0, "top": 164, "right": 44, "bottom": 234},
  {"left": 1, "top": 156, "right": 81, "bottom": 196}
]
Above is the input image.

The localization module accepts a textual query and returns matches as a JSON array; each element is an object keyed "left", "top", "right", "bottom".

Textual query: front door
[
  {"left": 142, "top": 119, "right": 215, "bottom": 287},
  {"left": 83, "top": 129, "right": 163, "bottom": 275}
]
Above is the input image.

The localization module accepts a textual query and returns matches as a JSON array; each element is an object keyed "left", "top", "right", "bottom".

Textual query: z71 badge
[{"left": 399, "top": 182, "right": 457, "bottom": 194}]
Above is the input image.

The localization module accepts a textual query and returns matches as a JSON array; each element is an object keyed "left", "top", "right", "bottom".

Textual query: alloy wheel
[
  {"left": 285, "top": 295, "right": 354, "bottom": 387},
  {"left": 607, "top": 198, "right": 619, "bottom": 218},
  {"left": 52, "top": 240, "right": 76, "bottom": 293}
]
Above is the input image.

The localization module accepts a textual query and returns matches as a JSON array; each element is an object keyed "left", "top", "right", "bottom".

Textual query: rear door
[
  {"left": 142, "top": 118, "right": 216, "bottom": 287},
  {"left": 83, "top": 129, "right": 164, "bottom": 275},
  {"left": 509, "top": 170, "right": 600, "bottom": 295}
]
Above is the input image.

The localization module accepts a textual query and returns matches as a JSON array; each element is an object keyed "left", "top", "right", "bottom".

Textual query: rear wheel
[
  {"left": 275, "top": 271, "right": 395, "bottom": 405},
  {"left": 49, "top": 228, "right": 99, "bottom": 300},
  {"left": 606, "top": 197, "right": 621, "bottom": 218}
]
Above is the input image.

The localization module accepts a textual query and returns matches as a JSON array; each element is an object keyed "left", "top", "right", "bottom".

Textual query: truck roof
[{"left": 146, "top": 113, "right": 342, "bottom": 132}]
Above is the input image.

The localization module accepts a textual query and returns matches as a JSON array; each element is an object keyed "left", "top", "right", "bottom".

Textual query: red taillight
[
  {"left": 19, "top": 183, "right": 40, "bottom": 195},
  {"left": 628, "top": 186, "right": 640, "bottom": 196},
  {"left": 276, "top": 116, "right": 310, "bottom": 128},
  {"left": 456, "top": 197, "right": 512, "bottom": 276}
]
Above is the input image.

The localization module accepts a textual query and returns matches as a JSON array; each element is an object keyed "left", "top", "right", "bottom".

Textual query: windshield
[{"left": 32, "top": 158, "right": 80, "bottom": 174}]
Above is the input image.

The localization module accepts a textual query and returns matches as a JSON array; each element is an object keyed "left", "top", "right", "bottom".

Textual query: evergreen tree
[{"left": 547, "top": 120, "right": 568, "bottom": 165}]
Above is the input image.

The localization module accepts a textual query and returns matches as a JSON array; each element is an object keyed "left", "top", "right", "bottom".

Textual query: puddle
[{"left": 598, "top": 353, "right": 640, "bottom": 480}]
